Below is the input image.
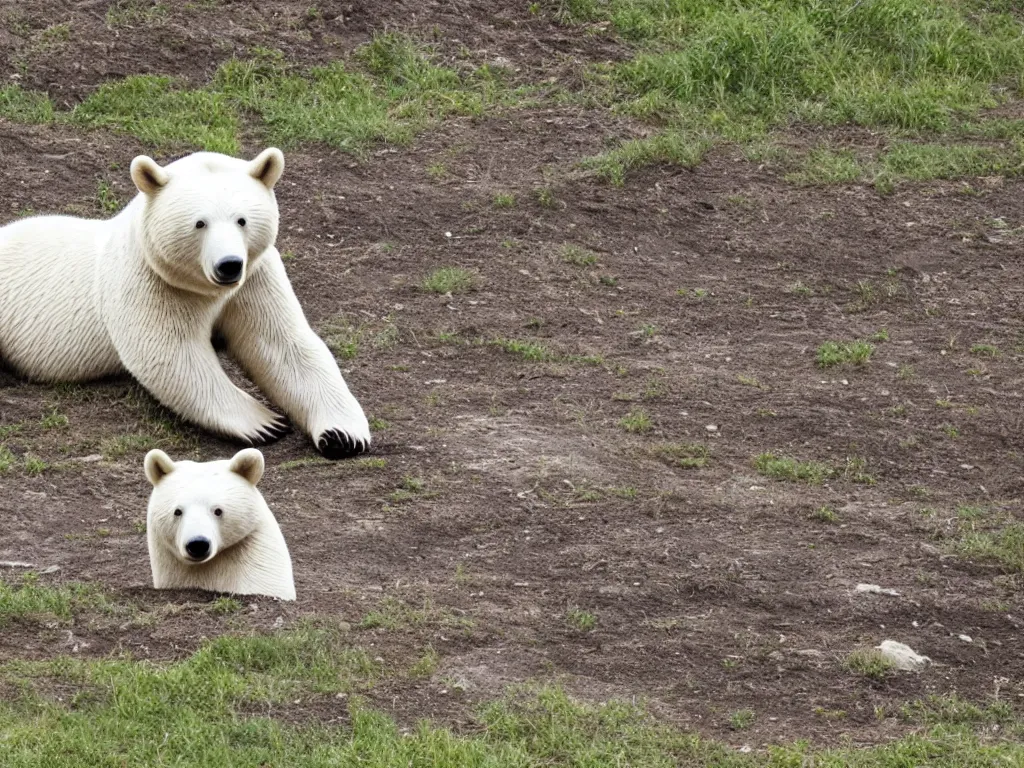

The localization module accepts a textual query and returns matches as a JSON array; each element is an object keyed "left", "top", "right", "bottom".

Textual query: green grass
[
  {"left": 844, "top": 648, "right": 896, "bottom": 680},
  {"left": 786, "top": 148, "right": 862, "bottom": 185},
  {"left": 0, "top": 33, "right": 528, "bottom": 155},
  {"left": 492, "top": 192, "right": 516, "bottom": 208},
  {"left": 753, "top": 453, "right": 832, "bottom": 484},
  {"left": 563, "top": 0, "right": 1024, "bottom": 181},
  {"left": 71, "top": 75, "right": 240, "bottom": 154},
  {"left": 0, "top": 575, "right": 111, "bottom": 627},
  {"left": 954, "top": 523, "right": 1024, "bottom": 574},
  {"left": 488, "top": 338, "right": 555, "bottom": 362},
  {"left": 0, "top": 446, "right": 14, "bottom": 474},
  {"left": 421, "top": 266, "right": 475, "bottom": 294},
  {"left": 99, "top": 433, "right": 165, "bottom": 461},
  {"left": 816, "top": 339, "right": 875, "bottom": 368},
  {"left": 650, "top": 442, "right": 709, "bottom": 469},
  {"left": 729, "top": 709, "right": 755, "bottom": 731},
  {"left": 618, "top": 407, "right": 653, "bottom": 434},
  {"left": 0, "top": 625, "right": 1021, "bottom": 765},
  {"left": 0, "top": 85, "right": 56, "bottom": 123},
  {"left": 565, "top": 607, "right": 597, "bottom": 632},
  {"left": 560, "top": 244, "right": 599, "bottom": 266},
  {"left": 40, "top": 408, "right": 68, "bottom": 430},
  {"left": 811, "top": 505, "right": 840, "bottom": 523}
]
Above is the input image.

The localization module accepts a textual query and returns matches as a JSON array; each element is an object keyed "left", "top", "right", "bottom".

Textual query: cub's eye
[
  {"left": 195, "top": 220, "right": 206, "bottom": 229},
  {"left": 173, "top": 508, "right": 183, "bottom": 517},
  {"left": 214, "top": 507, "right": 223, "bottom": 517},
  {"left": 236, "top": 217, "right": 246, "bottom": 227}
]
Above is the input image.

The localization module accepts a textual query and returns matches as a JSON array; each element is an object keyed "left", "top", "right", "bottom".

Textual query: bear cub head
[
  {"left": 145, "top": 447, "right": 268, "bottom": 565},
  {"left": 143, "top": 447, "right": 296, "bottom": 601},
  {"left": 130, "top": 148, "right": 285, "bottom": 296}
]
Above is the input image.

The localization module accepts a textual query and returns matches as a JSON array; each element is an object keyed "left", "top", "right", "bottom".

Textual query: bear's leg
[
  {"left": 219, "top": 250, "right": 371, "bottom": 459},
  {"left": 118, "top": 332, "right": 291, "bottom": 445}
]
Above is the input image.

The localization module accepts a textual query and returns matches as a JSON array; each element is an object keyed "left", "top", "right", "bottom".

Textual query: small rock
[
  {"left": 0, "top": 561, "right": 34, "bottom": 568},
  {"left": 958, "top": 634, "right": 973, "bottom": 643},
  {"left": 855, "top": 583, "right": 900, "bottom": 596},
  {"left": 875, "top": 640, "right": 930, "bottom": 671},
  {"left": 796, "top": 649, "right": 825, "bottom": 657},
  {"left": 705, "top": 424, "right": 718, "bottom": 432},
  {"left": 40, "top": 565, "right": 60, "bottom": 575}
]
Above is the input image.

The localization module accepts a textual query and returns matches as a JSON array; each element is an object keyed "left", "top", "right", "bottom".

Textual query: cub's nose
[
  {"left": 185, "top": 537, "right": 211, "bottom": 560},
  {"left": 213, "top": 256, "right": 244, "bottom": 285}
]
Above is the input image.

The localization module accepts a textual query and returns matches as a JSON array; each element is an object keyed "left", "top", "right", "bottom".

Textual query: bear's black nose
[
  {"left": 213, "top": 256, "right": 244, "bottom": 284},
  {"left": 185, "top": 537, "right": 211, "bottom": 560}
]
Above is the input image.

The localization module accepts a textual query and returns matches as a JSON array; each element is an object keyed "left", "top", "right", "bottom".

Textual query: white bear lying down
[
  {"left": 0, "top": 148, "right": 369, "bottom": 459},
  {"left": 144, "top": 448, "right": 296, "bottom": 601}
]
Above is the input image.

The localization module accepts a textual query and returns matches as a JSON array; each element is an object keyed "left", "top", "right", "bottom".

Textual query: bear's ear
[
  {"left": 229, "top": 448, "right": 265, "bottom": 485},
  {"left": 248, "top": 148, "right": 284, "bottom": 190},
  {"left": 144, "top": 449, "right": 175, "bottom": 486},
  {"left": 130, "top": 156, "right": 170, "bottom": 196}
]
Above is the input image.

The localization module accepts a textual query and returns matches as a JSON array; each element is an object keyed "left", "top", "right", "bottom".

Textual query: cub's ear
[
  {"left": 130, "top": 156, "right": 169, "bottom": 196},
  {"left": 144, "top": 449, "right": 175, "bottom": 486},
  {"left": 229, "top": 448, "right": 265, "bottom": 485},
  {"left": 248, "top": 147, "right": 284, "bottom": 190}
]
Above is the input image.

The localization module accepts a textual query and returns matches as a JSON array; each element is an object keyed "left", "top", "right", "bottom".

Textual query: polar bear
[
  {"left": 144, "top": 448, "right": 296, "bottom": 601},
  {"left": 0, "top": 148, "right": 369, "bottom": 459}
]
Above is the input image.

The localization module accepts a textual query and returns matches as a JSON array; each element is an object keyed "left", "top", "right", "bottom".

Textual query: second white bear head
[
  {"left": 143, "top": 447, "right": 296, "bottom": 601},
  {"left": 129, "top": 148, "right": 285, "bottom": 296}
]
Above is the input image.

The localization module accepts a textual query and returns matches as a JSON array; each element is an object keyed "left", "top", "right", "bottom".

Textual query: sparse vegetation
[
  {"left": 565, "top": 607, "right": 597, "bottom": 632},
  {"left": 618, "top": 408, "right": 653, "bottom": 434},
  {"left": 845, "top": 648, "right": 895, "bottom": 680},
  {"left": 816, "top": 339, "right": 874, "bottom": 368},
  {"left": 650, "top": 442, "right": 709, "bottom": 469},
  {"left": 422, "top": 266, "right": 474, "bottom": 294}
]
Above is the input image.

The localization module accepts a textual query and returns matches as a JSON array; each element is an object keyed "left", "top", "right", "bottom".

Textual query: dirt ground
[{"left": 1, "top": 0, "right": 1023, "bottom": 750}]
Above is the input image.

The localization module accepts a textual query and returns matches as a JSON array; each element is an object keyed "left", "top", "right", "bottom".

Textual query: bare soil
[{"left": 2, "top": 0, "right": 1023, "bottom": 750}]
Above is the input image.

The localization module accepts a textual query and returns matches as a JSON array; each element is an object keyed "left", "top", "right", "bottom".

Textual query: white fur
[
  {"left": 0, "top": 149, "right": 369, "bottom": 455},
  {"left": 144, "top": 448, "right": 296, "bottom": 601}
]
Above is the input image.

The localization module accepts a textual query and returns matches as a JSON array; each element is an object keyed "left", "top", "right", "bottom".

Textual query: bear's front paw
[
  {"left": 246, "top": 415, "right": 292, "bottom": 446},
  {"left": 316, "top": 428, "right": 369, "bottom": 460}
]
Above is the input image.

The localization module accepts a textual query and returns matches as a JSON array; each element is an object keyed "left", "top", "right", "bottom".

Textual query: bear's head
[
  {"left": 144, "top": 447, "right": 266, "bottom": 565},
  {"left": 129, "top": 148, "right": 285, "bottom": 296}
]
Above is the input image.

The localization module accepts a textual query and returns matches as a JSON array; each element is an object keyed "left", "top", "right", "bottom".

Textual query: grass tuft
[
  {"left": 816, "top": 339, "right": 875, "bottom": 368},
  {"left": 421, "top": 267, "right": 475, "bottom": 294}
]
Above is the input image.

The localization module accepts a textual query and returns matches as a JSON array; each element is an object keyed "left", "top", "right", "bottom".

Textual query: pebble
[{"left": 855, "top": 583, "right": 900, "bottom": 596}]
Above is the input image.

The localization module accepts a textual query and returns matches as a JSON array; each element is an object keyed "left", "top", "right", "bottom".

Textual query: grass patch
[
  {"left": 492, "top": 192, "right": 516, "bottom": 208},
  {"left": 618, "top": 408, "right": 653, "bottom": 434},
  {"left": 2, "top": 33, "right": 528, "bottom": 156},
  {"left": 421, "top": 266, "right": 475, "bottom": 294},
  {"left": 564, "top": 0, "right": 1024, "bottom": 181},
  {"left": 0, "top": 575, "right": 111, "bottom": 627},
  {"left": 0, "top": 85, "right": 56, "bottom": 124},
  {"left": 560, "top": 244, "right": 599, "bottom": 266},
  {"left": 754, "top": 453, "right": 832, "bottom": 484},
  {"left": 0, "top": 634, "right": 1022, "bottom": 765},
  {"left": 0, "top": 446, "right": 14, "bottom": 474},
  {"left": 565, "top": 607, "right": 597, "bottom": 632},
  {"left": 99, "top": 434, "right": 165, "bottom": 461},
  {"left": 650, "top": 442, "right": 709, "bottom": 469},
  {"left": 954, "top": 523, "right": 1024, "bottom": 574},
  {"left": 785, "top": 148, "right": 862, "bottom": 185},
  {"left": 811, "top": 506, "right": 840, "bottom": 523},
  {"left": 844, "top": 648, "right": 895, "bottom": 681},
  {"left": 816, "top": 339, "right": 875, "bottom": 368},
  {"left": 70, "top": 75, "right": 240, "bottom": 154},
  {"left": 488, "top": 338, "right": 555, "bottom": 362}
]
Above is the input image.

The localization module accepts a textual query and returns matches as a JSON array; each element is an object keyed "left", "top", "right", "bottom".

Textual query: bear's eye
[
  {"left": 214, "top": 507, "right": 223, "bottom": 517},
  {"left": 236, "top": 217, "right": 246, "bottom": 227},
  {"left": 173, "top": 508, "right": 183, "bottom": 517},
  {"left": 195, "top": 220, "right": 206, "bottom": 229}
]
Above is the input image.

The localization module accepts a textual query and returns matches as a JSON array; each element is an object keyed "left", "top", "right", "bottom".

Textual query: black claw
[
  {"left": 247, "top": 417, "right": 292, "bottom": 446},
  {"left": 317, "top": 428, "right": 368, "bottom": 460}
]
